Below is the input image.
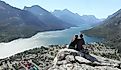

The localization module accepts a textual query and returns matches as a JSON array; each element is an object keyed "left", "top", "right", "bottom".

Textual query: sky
[{"left": 1, "top": 0, "right": 121, "bottom": 19}]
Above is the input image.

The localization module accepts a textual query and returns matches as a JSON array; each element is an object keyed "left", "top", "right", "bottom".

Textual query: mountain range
[
  {"left": 52, "top": 9, "right": 102, "bottom": 26},
  {"left": 0, "top": 1, "right": 46, "bottom": 42},
  {"left": 0, "top": 1, "right": 73, "bottom": 43},
  {"left": 24, "top": 5, "right": 75, "bottom": 30},
  {"left": 83, "top": 9, "right": 121, "bottom": 53},
  {"left": 0, "top": 1, "right": 102, "bottom": 43}
]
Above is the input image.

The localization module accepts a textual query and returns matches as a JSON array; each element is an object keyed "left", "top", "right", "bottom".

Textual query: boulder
[
  {"left": 75, "top": 56, "right": 91, "bottom": 63},
  {"left": 53, "top": 49, "right": 80, "bottom": 66},
  {"left": 49, "top": 48, "right": 120, "bottom": 70},
  {"left": 65, "top": 55, "right": 75, "bottom": 63}
]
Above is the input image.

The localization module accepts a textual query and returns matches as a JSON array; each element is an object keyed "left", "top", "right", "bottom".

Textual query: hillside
[
  {"left": 82, "top": 9, "right": 121, "bottom": 53},
  {"left": 24, "top": 6, "right": 75, "bottom": 30},
  {"left": 81, "top": 15, "right": 102, "bottom": 26},
  {"left": 0, "top": 1, "right": 72, "bottom": 43}
]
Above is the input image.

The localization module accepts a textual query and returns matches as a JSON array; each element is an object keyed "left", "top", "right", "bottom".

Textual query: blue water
[
  {"left": 33, "top": 26, "right": 102, "bottom": 45},
  {"left": 0, "top": 25, "right": 102, "bottom": 58}
]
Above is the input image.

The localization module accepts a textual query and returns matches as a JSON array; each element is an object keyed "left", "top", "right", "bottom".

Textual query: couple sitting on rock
[
  {"left": 68, "top": 33, "right": 85, "bottom": 52},
  {"left": 68, "top": 34, "right": 101, "bottom": 63}
]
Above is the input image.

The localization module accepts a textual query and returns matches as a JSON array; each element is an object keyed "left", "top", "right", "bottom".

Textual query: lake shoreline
[
  {"left": 0, "top": 26, "right": 102, "bottom": 59},
  {"left": 0, "top": 27, "right": 72, "bottom": 43}
]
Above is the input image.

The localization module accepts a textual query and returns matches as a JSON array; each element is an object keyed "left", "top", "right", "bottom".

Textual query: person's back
[
  {"left": 68, "top": 35, "right": 78, "bottom": 49},
  {"left": 76, "top": 38, "right": 84, "bottom": 51},
  {"left": 76, "top": 34, "right": 85, "bottom": 51}
]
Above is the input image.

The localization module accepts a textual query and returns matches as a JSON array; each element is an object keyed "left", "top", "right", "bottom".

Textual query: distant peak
[
  {"left": 24, "top": 5, "right": 43, "bottom": 9},
  {"left": 82, "top": 15, "right": 98, "bottom": 19},
  {"left": 31, "top": 5, "right": 41, "bottom": 8},
  {"left": 24, "top": 5, "right": 47, "bottom": 12},
  {"left": 53, "top": 9, "right": 72, "bottom": 13},
  {"left": 0, "top": 0, "right": 7, "bottom": 5},
  {"left": 30, "top": 5, "right": 44, "bottom": 10},
  {"left": 63, "top": 9, "right": 73, "bottom": 14},
  {"left": 63, "top": 9, "right": 70, "bottom": 12}
]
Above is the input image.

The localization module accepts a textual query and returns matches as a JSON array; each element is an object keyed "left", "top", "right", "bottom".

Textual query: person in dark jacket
[
  {"left": 68, "top": 35, "right": 78, "bottom": 50},
  {"left": 76, "top": 34, "right": 85, "bottom": 51}
]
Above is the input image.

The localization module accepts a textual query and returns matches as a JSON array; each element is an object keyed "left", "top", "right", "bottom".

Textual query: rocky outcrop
[
  {"left": 49, "top": 48, "right": 121, "bottom": 70},
  {"left": 0, "top": 44, "right": 121, "bottom": 70}
]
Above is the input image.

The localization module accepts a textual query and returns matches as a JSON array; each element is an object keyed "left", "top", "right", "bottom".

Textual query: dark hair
[
  {"left": 80, "top": 34, "right": 83, "bottom": 38},
  {"left": 75, "top": 35, "right": 78, "bottom": 39}
]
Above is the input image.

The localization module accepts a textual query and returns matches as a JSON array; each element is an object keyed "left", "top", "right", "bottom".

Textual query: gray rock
[
  {"left": 57, "top": 60, "right": 67, "bottom": 65},
  {"left": 49, "top": 48, "right": 120, "bottom": 70},
  {"left": 66, "top": 63, "right": 74, "bottom": 70},
  {"left": 75, "top": 56, "right": 91, "bottom": 63},
  {"left": 65, "top": 55, "right": 75, "bottom": 63}
]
